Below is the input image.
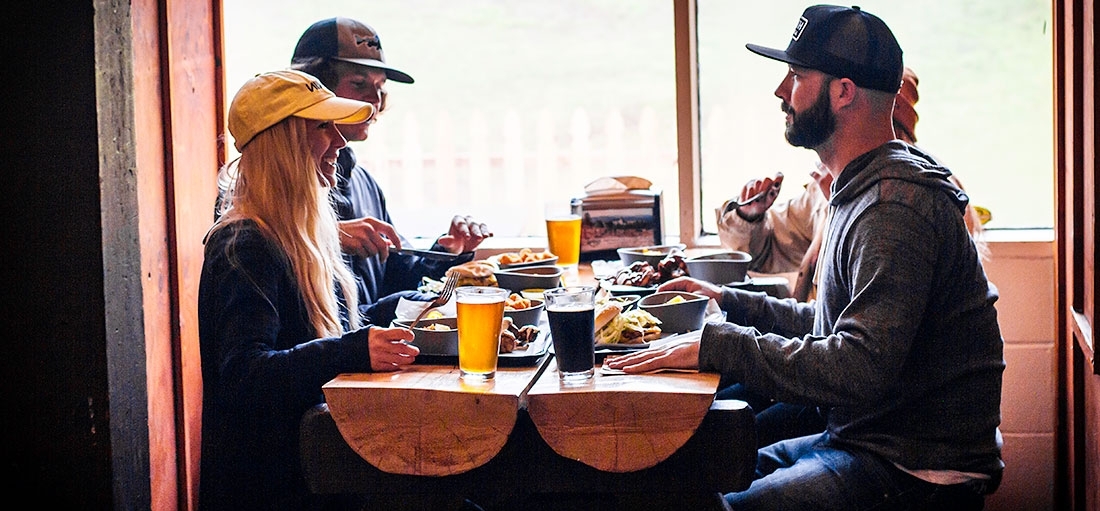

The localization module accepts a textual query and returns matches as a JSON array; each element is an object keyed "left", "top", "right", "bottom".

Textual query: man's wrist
[{"left": 736, "top": 208, "right": 764, "bottom": 223}]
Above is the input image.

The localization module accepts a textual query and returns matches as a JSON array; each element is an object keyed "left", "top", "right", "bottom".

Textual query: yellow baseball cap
[{"left": 227, "top": 69, "right": 375, "bottom": 151}]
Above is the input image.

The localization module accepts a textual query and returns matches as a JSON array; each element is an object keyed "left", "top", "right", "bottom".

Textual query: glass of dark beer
[{"left": 544, "top": 285, "right": 597, "bottom": 384}]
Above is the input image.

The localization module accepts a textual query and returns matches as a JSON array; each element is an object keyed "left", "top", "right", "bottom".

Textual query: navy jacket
[{"left": 198, "top": 220, "right": 374, "bottom": 510}]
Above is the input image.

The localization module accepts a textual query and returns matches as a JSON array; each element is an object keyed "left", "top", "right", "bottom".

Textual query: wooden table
[
  {"left": 302, "top": 357, "right": 756, "bottom": 510},
  {"left": 322, "top": 362, "right": 547, "bottom": 476},
  {"left": 526, "top": 358, "right": 720, "bottom": 473},
  {"left": 300, "top": 262, "right": 758, "bottom": 509}
]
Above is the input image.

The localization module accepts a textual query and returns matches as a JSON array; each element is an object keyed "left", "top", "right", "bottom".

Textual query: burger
[
  {"left": 447, "top": 260, "right": 499, "bottom": 287},
  {"left": 594, "top": 302, "right": 624, "bottom": 336},
  {"left": 594, "top": 302, "right": 662, "bottom": 345}
]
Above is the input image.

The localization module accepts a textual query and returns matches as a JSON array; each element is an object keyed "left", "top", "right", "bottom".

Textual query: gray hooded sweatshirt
[{"left": 700, "top": 141, "right": 1004, "bottom": 478}]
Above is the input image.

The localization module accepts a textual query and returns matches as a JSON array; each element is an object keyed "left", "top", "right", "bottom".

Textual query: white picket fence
[{"left": 351, "top": 105, "right": 683, "bottom": 239}]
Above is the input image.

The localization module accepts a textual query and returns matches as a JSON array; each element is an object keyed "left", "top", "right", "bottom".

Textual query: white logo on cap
[
  {"left": 792, "top": 16, "right": 808, "bottom": 41},
  {"left": 354, "top": 35, "right": 382, "bottom": 49}
]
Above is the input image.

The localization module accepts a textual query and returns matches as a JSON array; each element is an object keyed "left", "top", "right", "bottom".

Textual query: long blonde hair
[{"left": 213, "top": 117, "right": 360, "bottom": 336}]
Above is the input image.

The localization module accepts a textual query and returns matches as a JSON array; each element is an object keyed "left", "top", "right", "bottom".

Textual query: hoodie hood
[{"left": 830, "top": 141, "right": 969, "bottom": 216}]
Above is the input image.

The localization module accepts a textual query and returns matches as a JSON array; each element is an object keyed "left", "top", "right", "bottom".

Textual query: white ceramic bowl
[
  {"left": 685, "top": 251, "right": 752, "bottom": 285},
  {"left": 638, "top": 291, "right": 708, "bottom": 334}
]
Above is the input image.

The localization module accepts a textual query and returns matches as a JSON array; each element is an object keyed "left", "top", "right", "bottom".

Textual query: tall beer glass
[
  {"left": 456, "top": 286, "right": 509, "bottom": 382},
  {"left": 545, "top": 201, "right": 582, "bottom": 268},
  {"left": 544, "top": 285, "right": 597, "bottom": 384}
]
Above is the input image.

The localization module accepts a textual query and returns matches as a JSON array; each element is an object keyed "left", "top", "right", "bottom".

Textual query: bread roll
[
  {"left": 449, "top": 261, "right": 498, "bottom": 287},
  {"left": 594, "top": 302, "right": 624, "bottom": 332}
]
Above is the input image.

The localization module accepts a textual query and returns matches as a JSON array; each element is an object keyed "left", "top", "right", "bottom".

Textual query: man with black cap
[
  {"left": 607, "top": 5, "right": 1004, "bottom": 509},
  {"left": 717, "top": 66, "right": 988, "bottom": 303},
  {"left": 291, "top": 17, "right": 493, "bottom": 325}
]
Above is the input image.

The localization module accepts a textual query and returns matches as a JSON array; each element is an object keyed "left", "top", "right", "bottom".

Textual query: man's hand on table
[{"left": 603, "top": 339, "right": 700, "bottom": 374}]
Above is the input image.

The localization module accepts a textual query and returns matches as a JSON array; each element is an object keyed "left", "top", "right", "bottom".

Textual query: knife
[{"left": 391, "top": 248, "right": 467, "bottom": 261}]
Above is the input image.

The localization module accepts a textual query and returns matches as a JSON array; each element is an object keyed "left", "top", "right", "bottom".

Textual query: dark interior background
[{"left": 1, "top": 2, "right": 113, "bottom": 507}]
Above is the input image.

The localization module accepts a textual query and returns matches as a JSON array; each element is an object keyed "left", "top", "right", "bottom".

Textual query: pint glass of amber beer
[
  {"left": 455, "top": 286, "right": 509, "bottom": 382},
  {"left": 544, "top": 201, "right": 582, "bottom": 268}
]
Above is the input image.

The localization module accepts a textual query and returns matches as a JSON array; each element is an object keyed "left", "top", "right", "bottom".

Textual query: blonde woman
[{"left": 198, "top": 69, "right": 419, "bottom": 510}]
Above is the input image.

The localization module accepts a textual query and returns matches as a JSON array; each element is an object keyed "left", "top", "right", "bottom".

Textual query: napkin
[
  {"left": 583, "top": 175, "right": 653, "bottom": 196},
  {"left": 590, "top": 259, "right": 624, "bottom": 280},
  {"left": 394, "top": 296, "right": 456, "bottom": 322},
  {"left": 704, "top": 298, "right": 722, "bottom": 322}
]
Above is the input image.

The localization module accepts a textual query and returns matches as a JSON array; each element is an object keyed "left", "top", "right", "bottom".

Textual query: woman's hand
[
  {"left": 339, "top": 217, "right": 402, "bottom": 259},
  {"left": 436, "top": 215, "right": 493, "bottom": 254},
  {"left": 603, "top": 340, "right": 700, "bottom": 374},
  {"left": 367, "top": 326, "right": 419, "bottom": 371},
  {"left": 657, "top": 276, "right": 723, "bottom": 302}
]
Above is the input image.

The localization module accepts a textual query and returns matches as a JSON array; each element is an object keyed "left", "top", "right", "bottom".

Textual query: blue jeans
[
  {"left": 716, "top": 383, "right": 826, "bottom": 448},
  {"left": 724, "top": 433, "right": 987, "bottom": 511}
]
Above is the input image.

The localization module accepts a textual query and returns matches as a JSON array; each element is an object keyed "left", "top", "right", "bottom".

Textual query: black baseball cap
[
  {"left": 746, "top": 5, "right": 903, "bottom": 93},
  {"left": 292, "top": 17, "right": 415, "bottom": 84}
]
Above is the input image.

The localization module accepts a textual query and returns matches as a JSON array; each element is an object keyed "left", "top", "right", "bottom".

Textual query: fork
[
  {"left": 720, "top": 189, "right": 770, "bottom": 216},
  {"left": 409, "top": 270, "right": 458, "bottom": 330}
]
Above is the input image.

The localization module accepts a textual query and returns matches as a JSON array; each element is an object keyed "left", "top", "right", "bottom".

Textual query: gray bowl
[
  {"left": 505, "top": 298, "right": 545, "bottom": 328},
  {"left": 638, "top": 291, "right": 708, "bottom": 334},
  {"left": 604, "top": 294, "right": 641, "bottom": 311},
  {"left": 617, "top": 244, "right": 687, "bottom": 268},
  {"left": 393, "top": 317, "right": 458, "bottom": 355},
  {"left": 493, "top": 265, "right": 564, "bottom": 293},
  {"left": 685, "top": 251, "right": 752, "bottom": 285}
]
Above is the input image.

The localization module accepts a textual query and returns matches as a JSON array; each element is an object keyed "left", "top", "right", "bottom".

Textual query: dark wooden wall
[
  {"left": 0, "top": 1, "right": 116, "bottom": 507},
  {"left": 0, "top": 1, "right": 219, "bottom": 509}
]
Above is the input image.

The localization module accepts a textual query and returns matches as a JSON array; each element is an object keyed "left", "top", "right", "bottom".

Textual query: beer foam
[
  {"left": 546, "top": 303, "right": 595, "bottom": 313},
  {"left": 457, "top": 295, "right": 505, "bottom": 305}
]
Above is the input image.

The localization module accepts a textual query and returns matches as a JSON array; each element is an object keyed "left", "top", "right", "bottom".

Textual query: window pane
[
  {"left": 223, "top": 0, "right": 677, "bottom": 240},
  {"left": 698, "top": 0, "right": 1054, "bottom": 232}
]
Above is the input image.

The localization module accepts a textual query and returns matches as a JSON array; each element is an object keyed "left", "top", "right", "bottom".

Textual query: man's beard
[{"left": 782, "top": 80, "right": 836, "bottom": 149}]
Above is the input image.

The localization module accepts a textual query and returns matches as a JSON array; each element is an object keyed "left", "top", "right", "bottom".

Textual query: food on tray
[
  {"left": 520, "top": 289, "right": 546, "bottom": 300},
  {"left": 665, "top": 295, "right": 686, "bottom": 305},
  {"left": 612, "top": 261, "right": 659, "bottom": 287},
  {"left": 504, "top": 293, "right": 533, "bottom": 311},
  {"left": 595, "top": 302, "right": 624, "bottom": 330},
  {"left": 417, "top": 276, "right": 445, "bottom": 294},
  {"left": 498, "top": 317, "right": 540, "bottom": 353},
  {"left": 422, "top": 323, "right": 451, "bottom": 331},
  {"left": 492, "top": 248, "right": 555, "bottom": 266},
  {"left": 448, "top": 260, "right": 499, "bottom": 287},
  {"left": 608, "top": 253, "right": 688, "bottom": 287},
  {"left": 656, "top": 254, "right": 688, "bottom": 282},
  {"left": 424, "top": 310, "right": 446, "bottom": 320},
  {"left": 594, "top": 302, "right": 662, "bottom": 345}
]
